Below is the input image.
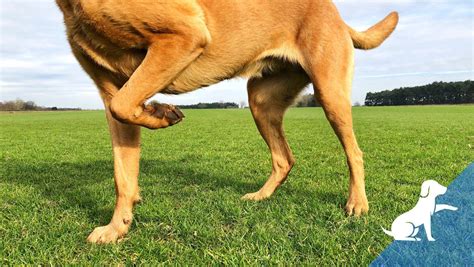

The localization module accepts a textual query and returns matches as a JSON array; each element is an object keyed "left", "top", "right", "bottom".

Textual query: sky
[{"left": 0, "top": 0, "right": 472, "bottom": 109}]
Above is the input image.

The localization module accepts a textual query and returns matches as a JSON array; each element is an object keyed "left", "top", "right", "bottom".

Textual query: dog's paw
[
  {"left": 241, "top": 191, "right": 272, "bottom": 201},
  {"left": 87, "top": 224, "right": 127, "bottom": 244},
  {"left": 345, "top": 196, "right": 369, "bottom": 217},
  {"left": 145, "top": 102, "right": 184, "bottom": 128}
]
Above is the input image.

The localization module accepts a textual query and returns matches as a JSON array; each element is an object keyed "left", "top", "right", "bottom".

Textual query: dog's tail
[
  {"left": 348, "top": 12, "right": 399, "bottom": 50},
  {"left": 382, "top": 227, "right": 394, "bottom": 237}
]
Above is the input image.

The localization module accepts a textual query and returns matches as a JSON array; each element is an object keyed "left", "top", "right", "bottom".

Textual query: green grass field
[{"left": 1, "top": 106, "right": 473, "bottom": 265}]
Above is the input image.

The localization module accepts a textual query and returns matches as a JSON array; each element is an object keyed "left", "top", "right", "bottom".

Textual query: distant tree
[
  {"left": 14, "top": 99, "right": 25, "bottom": 110},
  {"left": 148, "top": 100, "right": 160, "bottom": 106},
  {"left": 353, "top": 101, "right": 362, "bottom": 107},
  {"left": 365, "top": 80, "right": 474, "bottom": 106},
  {"left": 239, "top": 101, "right": 247, "bottom": 109},
  {"left": 24, "top": 101, "right": 37, "bottom": 110},
  {"left": 295, "top": 94, "right": 321, "bottom": 107},
  {"left": 0, "top": 99, "right": 27, "bottom": 111}
]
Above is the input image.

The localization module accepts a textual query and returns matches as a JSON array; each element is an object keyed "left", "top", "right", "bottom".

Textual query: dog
[
  {"left": 382, "top": 180, "right": 458, "bottom": 241},
  {"left": 55, "top": 0, "right": 399, "bottom": 243}
]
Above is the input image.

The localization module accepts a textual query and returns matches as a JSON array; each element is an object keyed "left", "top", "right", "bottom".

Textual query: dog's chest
[
  {"left": 71, "top": 28, "right": 146, "bottom": 77},
  {"left": 62, "top": 1, "right": 148, "bottom": 77}
]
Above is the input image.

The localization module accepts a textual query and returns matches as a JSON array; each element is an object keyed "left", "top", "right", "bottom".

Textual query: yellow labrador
[{"left": 56, "top": 0, "right": 399, "bottom": 243}]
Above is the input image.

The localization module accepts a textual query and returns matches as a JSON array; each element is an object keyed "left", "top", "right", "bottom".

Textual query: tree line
[
  {"left": 178, "top": 102, "right": 239, "bottom": 109},
  {"left": 365, "top": 80, "right": 473, "bottom": 106},
  {"left": 0, "top": 99, "right": 81, "bottom": 111},
  {"left": 3, "top": 80, "right": 471, "bottom": 111}
]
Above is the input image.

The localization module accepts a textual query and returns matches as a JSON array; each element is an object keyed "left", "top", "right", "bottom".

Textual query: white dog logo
[{"left": 382, "top": 180, "right": 458, "bottom": 241}]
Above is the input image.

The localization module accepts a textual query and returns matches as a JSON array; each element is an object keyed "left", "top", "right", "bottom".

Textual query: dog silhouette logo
[{"left": 382, "top": 180, "right": 458, "bottom": 241}]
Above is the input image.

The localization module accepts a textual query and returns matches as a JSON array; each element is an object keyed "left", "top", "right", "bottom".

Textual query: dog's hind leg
[
  {"left": 411, "top": 227, "right": 420, "bottom": 238},
  {"left": 299, "top": 21, "right": 368, "bottom": 216},
  {"left": 242, "top": 69, "right": 310, "bottom": 201}
]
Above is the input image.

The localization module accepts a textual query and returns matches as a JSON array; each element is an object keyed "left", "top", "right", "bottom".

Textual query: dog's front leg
[
  {"left": 435, "top": 204, "right": 458, "bottom": 213},
  {"left": 109, "top": 30, "right": 207, "bottom": 129},
  {"left": 87, "top": 108, "right": 141, "bottom": 244},
  {"left": 70, "top": 49, "right": 142, "bottom": 244},
  {"left": 424, "top": 216, "right": 436, "bottom": 241}
]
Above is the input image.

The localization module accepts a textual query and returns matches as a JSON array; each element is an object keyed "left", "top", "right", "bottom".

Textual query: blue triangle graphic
[{"left": 371, "top": 163, "right": 474, "bottom": 266}]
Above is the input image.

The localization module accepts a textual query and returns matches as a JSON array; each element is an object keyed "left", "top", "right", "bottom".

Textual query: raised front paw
[
  {"left": 145, "top": 102, "right": 184, "bottom": 127},
  {"left": 87, "top": 224, "right": 127, "bottom": 244}
]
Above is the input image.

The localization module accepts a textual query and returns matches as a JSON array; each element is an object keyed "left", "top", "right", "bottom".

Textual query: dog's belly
[
  {"left": 165, "top": 52, "right": 301, "bottom": 94},
  {"left": 164, "top": 56, "right": 251, "bottom": 94},
  {"left": 166, "top": 40, "right": 304, "bottom": 94}
]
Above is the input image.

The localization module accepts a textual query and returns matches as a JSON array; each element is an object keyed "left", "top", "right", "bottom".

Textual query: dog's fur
[
  {"left": 382, "top": 180, "right": 458, "bottom": 241},
  {"left": 56, "top": 0, "right": 399, "bottom": 243}
]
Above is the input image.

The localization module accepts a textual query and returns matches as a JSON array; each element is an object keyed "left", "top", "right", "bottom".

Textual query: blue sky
[{"left": 0, "top": 0, "right": 472, "bottom": 109}]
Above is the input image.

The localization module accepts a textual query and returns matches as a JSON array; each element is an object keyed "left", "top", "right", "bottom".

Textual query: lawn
[{"left": 1, "top": 106, "right": 473, "bottom": 265}]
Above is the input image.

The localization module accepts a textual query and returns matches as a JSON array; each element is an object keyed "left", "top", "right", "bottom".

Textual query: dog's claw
[{"left": 173, "top": 107, "right": 185, "bottom": 119}]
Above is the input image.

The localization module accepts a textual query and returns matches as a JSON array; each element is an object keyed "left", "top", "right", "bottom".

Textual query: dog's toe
[
  {"left": 147, "top": 102, "right": 185, "bottom": 127},
  {"left": 241, "top": 191, "right": 271, "bottom": 201},
  {"left": 345, "top": 196, "right": 369, "bottom": 217},
  {"left": 87, "top": 224, "right": 126, "bottom": 244}
]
